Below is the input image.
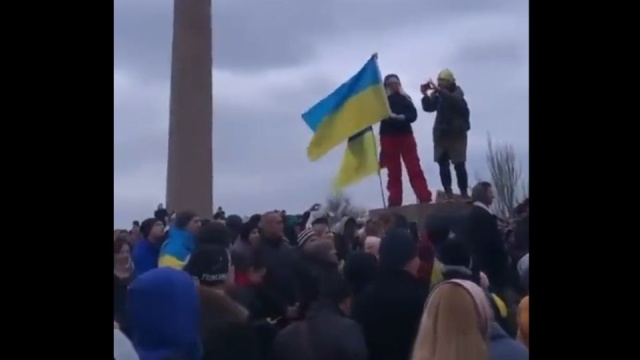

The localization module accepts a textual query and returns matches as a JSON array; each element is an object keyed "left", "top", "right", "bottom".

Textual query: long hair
[{"left": 411, "top": 283, "right": 489, "bottom": 360}]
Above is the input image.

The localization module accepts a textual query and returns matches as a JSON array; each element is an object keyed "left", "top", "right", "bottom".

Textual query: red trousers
[{"left": 380, "top": 134, "right": 432, "bottom": 206}]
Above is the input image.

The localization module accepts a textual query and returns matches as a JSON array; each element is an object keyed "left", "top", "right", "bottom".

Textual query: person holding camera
[
  {"left": 420, "top": 69, "right": 471, "bottom": 199},
  {"left": 379, "top": 74, "right": 433, "bottom": 207}
]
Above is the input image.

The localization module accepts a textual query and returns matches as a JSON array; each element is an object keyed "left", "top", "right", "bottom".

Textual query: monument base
[{"left": 369, "top": 201, "right": 471, "bottom": 229}]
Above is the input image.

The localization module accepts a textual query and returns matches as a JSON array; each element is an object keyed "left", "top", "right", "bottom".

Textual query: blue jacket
[
  {"left": 128, "top": 267, "right": 202, "bottom": 360},
  {"left": 489, "top": 322, "right": 528, "bottom": 360},
  {"left": 158, "top": 228, "right": 195, "bottom": 269},
  {"left": 132, "top": 238, "right": 161, "bottom": 276}
]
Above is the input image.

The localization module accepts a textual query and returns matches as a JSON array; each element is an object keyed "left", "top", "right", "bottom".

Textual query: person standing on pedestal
[
  {"left": 379, "top": 74, "right": 433, "bottom": 207},
  {"left": 420, "top": 69, "right": 471, "bottom": 199}
]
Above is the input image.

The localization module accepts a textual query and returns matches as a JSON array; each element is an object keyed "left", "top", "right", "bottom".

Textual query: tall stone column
[{"left": 166, "top": 0, "right": 213, "bottom": 216}]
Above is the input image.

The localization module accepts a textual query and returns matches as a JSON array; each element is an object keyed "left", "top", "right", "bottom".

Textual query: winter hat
[
  {"left": 114, "top": 329, "right": 140, "bottom": 360},
  {"left": 297, "top": 228, "right": 317, "bottom": 248},
  {"left": 225, "top": 215, "right": 244, "bottom": 238},
  {"left": 184, "top": 244, "right": 230, "bottom": 286},
  {"left": 378, "top": 229, "right": 418, "bottom": 271},
  {"left": 437, "top": 68, "right": 455, "bottom": 82},
  {"left": 196, "top": 222, "right": 232, "bottom": 247}
]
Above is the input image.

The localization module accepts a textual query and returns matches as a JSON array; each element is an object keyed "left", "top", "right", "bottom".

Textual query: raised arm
[
  {"left": 421, "top": 94, "right": 438, "bottom": 113},
  {"left": 437, "top": 87, "right": 468, "bottom": 112}
]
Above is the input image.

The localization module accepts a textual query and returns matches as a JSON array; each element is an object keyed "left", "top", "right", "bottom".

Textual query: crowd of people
[{"left": 113, "top": 182, "right": 530, "bottom": 360}]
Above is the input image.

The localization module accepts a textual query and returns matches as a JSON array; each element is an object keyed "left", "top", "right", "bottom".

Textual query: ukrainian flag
[
  {"left": 333, "top": 126, "right": 380, "bottom": 190},
  {"left": 302, "top": 54, "right": 390, "bottom": 161}
]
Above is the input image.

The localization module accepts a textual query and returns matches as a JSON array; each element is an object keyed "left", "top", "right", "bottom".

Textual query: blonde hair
[{"left": 411, "top": 282, "right": 490, "bottom": 360}]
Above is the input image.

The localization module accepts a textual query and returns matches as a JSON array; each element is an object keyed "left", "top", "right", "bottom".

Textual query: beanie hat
[
  {"left": 384, "top": 74, "right": 400, "bottom": 85},
  {"left": 226, "top": 215, "right": 243, "bottom": 233},
  {"left": 196, "top": 222, "right": 232, "bottom": 247},
  {"left": 184, "top": 245, "right": 230, "bottom": 286},
  {"left": 378, "top": 229, "right": 417, "bottom": 271},
  {"left": 297, "top": 228, "right": 317, "bottom": 248},
  {"left": 437, "top": 68, "right": 455, "bottom": 82}
]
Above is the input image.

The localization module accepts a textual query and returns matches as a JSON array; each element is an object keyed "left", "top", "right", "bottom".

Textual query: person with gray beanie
[{"left": 352, "top": 229, "right": 429, "bottom": 360}]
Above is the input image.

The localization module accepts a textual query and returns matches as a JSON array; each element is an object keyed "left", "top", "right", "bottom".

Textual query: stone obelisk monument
[{"left": 166, "top": 0, "right": 213, "bottom": 216}]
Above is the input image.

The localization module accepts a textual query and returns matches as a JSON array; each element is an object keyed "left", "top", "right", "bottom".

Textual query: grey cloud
[
  {"left": 451, "top": 39, "right": 524, "bottom": 66},
  {"left": 114, "top": 0, "right": 173, "bottom": 80},
  {"left": 115, "top": 0, "right": 524, "bottom": 76}
]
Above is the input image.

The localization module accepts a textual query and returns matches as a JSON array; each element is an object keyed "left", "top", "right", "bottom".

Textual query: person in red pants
[{"left": 379, "top": 74, "right": 432, "bottom": 207}]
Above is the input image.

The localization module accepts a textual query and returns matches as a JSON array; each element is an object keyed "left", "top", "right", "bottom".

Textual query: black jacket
[
  {"left": 113, "top": 274, "right": 133, "bottom": 336},
  {"left": 379, "top": 93, "right": 418, "bottom": 136},
  {"left": 352, "top": 270, "right": 428, "bottom": 360},
  {"left": 200, "top": 289, "right": 261, "bottom": 360},
  {"left": 294, "top": 252, "right": 341, "bottom": 319},
  {"left": 273, "top": 301, "right": 368, "bottom": 360},
  {"left": 463, "top": 205, "right": 509, "bottom": 291},
  {"left": 421, "top": 85, "right": 470, "bottom": 140},
  {"left": 259, "top": 237, "right": 298, "bottom": 317}
]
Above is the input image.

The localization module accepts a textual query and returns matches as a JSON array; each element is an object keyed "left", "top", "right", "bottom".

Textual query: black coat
[
  {"left": 463, "top": 205, "right": 509, "bottom": 290},
  {"left": 273, "top": 301, "right": 368, "bottom": 360},
  {"left": 295, "top": 252, "right": 341, "bottom": 319},
  {"left": 113, "top": 273, "right": 133, "bottom": 336},
  {"left": 259, "top": 237, "right": 298, "bottom": 316},
  {"left": 352, "top": 270, "right": 428, "bottom": 360},
  {"left": 379, "top": 93, "right": 418, "bottom": 136}
]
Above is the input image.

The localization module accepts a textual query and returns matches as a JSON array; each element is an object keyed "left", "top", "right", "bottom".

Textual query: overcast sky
[{"left": 114, "top": 0, "right": 529, "bottom": 227}]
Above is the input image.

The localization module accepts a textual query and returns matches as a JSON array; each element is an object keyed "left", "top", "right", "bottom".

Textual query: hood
[
  {"left": 128, "top": 267, "right": 200, "bottom": 360},
  {"left": 488, "top": 321, "right": 510, "bottom": 342},
  {"left": 344, "top": 252, "right": 378, "bottom": 293},
  {"left": 307, "top": 299, "right": 345, "bottom": 319},
  {"left": 452, "top": 85, "right": 464, "bottom": 97}
]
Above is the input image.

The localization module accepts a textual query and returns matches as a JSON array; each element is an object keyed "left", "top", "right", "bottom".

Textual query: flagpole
[
  {"left": 371, "top": 52, "right": 387, "bottom": 208},
  {"left": 370, "top": 131, "right": 387, "bottom": 209}
]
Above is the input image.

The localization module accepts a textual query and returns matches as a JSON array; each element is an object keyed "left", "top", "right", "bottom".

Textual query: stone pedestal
[
  {"left": 165, "top": 0, "right": 213, "bottom": 216},
  {"left": 369, "top": 201, "right": 472, "bottom": 229}
]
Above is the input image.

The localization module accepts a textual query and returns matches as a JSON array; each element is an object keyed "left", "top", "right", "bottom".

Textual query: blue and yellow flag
[
  {"left": 333, "top": 126, "right": 380, "bottom": 190},
  {"left": 302, "top": 55, "right": 390, "bottom": 161}
]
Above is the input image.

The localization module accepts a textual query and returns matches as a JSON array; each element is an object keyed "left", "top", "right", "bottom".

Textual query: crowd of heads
[{"left": 113, "top": 186, "right": 530, "bottom": 360}]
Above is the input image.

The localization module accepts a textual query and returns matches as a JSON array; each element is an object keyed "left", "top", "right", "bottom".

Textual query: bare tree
[
  {"left": 312, "top": 191, "right": 368, "bottom": 229},
  {"left": 484, "top": 136, "right": 528, "bottom": 218}
]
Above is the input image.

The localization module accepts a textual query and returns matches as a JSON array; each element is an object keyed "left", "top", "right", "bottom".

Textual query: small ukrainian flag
[
  {"left": 302, "top": 54, "right": 390, "bottom": 161},
  {"left": 332, "top": 126, "right": 380, "bottom": 190}
]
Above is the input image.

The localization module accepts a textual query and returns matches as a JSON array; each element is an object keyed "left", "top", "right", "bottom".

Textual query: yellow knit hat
[{"left": 437, "top": 68, "right": 455, "bottom": 82}]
